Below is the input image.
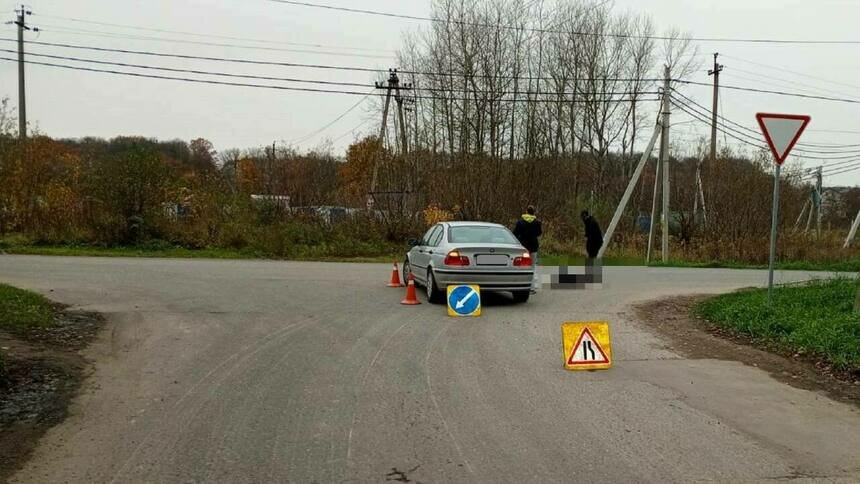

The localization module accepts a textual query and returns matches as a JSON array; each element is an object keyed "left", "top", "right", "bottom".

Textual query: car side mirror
[{"left": 408, "top": 238, "right": 419, "bottom": 247}]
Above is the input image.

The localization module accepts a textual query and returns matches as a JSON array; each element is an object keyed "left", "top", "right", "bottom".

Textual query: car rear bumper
[{"left": 433, "top": 268, "right": 534, "bottom": 292}]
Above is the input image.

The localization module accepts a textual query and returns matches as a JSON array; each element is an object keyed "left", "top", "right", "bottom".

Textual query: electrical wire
[
  {"left": 0, "top": 37, "right": 664, "bottom": 84},
  {"left": 720, "top": 54, "right": 860, "bottom": 92},
  {"left": 34, "top": 13, "right": 394, "bottom": 54},
  {"left": 268, "top": 0, "right": 860, "bottom": 45},
  {"left": 727, "top": 65, "right": 856, "bottom": 100},
  {"left": 6, "top": 47, "right": 662, "bottom": 98},
  {"left": 670, "top": 99, "right": 860, "bottom": 161},
  {"left": 672, "top": 99, "right": 860, "bottom": 177},
  {"left": 671, "top": 89, "right": 860, "bottom": 153},
  {"left": 0, "top": 56, "right": 660, "bottom": 103},
  {"left": 289, "top": 92, "right": 372, "bottom": 144},
  {"left": 35, "top": 24, "right": 395, "bottom": 60},
  {"left": 674, "top": 79, "right": 860, "bottom": 104},
  {"left": 0, "top": 48, "right": 371, "bottom": 88}
]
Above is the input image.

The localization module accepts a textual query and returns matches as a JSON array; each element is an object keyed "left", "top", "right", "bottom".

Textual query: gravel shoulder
[
  {"left": 635, "top": 295, "right": 860, "bottom": 408},
  {"left": 0, "top": 306, "right": 104, "bottom": 482}
]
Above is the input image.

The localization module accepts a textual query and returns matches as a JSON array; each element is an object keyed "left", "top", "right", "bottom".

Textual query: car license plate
[{"left": 476, "top": 254, "right": 509, "bottom": 266}]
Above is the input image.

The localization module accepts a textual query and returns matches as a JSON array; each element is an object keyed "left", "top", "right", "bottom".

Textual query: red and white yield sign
[{"left": 755, "top": 113, "right": 811, "bottom": 165}]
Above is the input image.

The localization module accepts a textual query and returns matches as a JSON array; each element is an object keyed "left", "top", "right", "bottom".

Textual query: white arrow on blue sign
[{"left": 447, "top": 285, "right": 481, "bottom": 317}]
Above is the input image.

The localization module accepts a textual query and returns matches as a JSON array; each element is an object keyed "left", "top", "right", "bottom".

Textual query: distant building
[{"left": 251, "top": 194, "right": 291, "bottom": 210}]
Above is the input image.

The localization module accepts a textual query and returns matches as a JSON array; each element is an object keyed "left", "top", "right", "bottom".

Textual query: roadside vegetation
[
  {"left": 696, "top": 279, "right": 860, "bottom": 372},
  {"left": 0, "top": 3, "right": 858, "bottom": 269}
]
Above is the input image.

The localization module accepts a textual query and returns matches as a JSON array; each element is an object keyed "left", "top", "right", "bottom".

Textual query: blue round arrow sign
[{"left": 448, "top": 285, "right": 479, "bottom": 315}]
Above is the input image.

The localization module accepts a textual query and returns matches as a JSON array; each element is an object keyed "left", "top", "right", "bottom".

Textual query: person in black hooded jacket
[
  {"left": 514, "top": 205, "right": 542, "bottom": 293},
  {"left": 513, "top": 205, "right": 542, "bottom": 256},
  {"left": 581, "top": 210, "right": 603, "bottom": 259}
]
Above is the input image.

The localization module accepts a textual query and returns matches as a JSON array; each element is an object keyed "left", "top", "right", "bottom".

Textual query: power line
[
  {"left": 0, "top": 48, "right": 371, "bottom": 88},
  {"left": 727, "top": 65, "right": 856, "bottom": 100},
  {"left": 674, "top": 100, "right": 860, "bottom": 174},
  {"left": 6, "top": 47, "right": 660, "bottom": 98},
  {"left": 34, "top": 13, "right": 394, "bottom": 54},
  {"left": 671, "top": 89, "right": 860, "bottom": 154},
  {"left": 0, "top": 37, "right": 665, "bottom": 84},
  {"left": 720, "top": 54, "right": 860, "bottom": 92},
  {"left": 820, "top": 164, "right": 860, "bottom": 178},
  {"left": 674, "top": 79, "right": 860, "bottom": 104},
  {"left": 672, "top": 100, "right": 860, "bottom": 167},
  {"left": 671, "top": 98, "right": 858, "bottom": 160},
  {"left": 0, "top": 55, "right": 379, "bottom": 95},
  {"left": 289, "top": 92, "right": 372, "bottom": 144},
  {"left": 34, "top": 24, "right": 395, "bottom": 60},
  {"left": 0, "top": 56, "right": 660, "bottom": 103},
  {"left": 268, "top": 0, "right": 860, "bottom": 45},
  {"left": 675, "top": 101, "right": 860, "bottom": 167}
]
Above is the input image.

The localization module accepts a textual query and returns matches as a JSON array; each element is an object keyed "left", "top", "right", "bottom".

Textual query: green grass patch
[
  {"left": 538, "top": 254, "right": 644, "bottom": 266},
  {"left": 650, "top": 259, "right": 860, "bottom": 272},
  {"left": 695, "top": 278, "right": 860, "bottom": 371},
  {"left": 0, "top": 284, "right": 54, "bottom": 330},
  {"left": 2, "top": 236, "right": 857, "bottom": 271},
  {"left": 0, "top": 239, "right": 402, "bottom": 263}
]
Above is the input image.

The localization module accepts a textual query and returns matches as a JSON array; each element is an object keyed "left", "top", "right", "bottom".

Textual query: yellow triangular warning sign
[{"left": 566, "top": 327, "right": 609, "bottom": 365}]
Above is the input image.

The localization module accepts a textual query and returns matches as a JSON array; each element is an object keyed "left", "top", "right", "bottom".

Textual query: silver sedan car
[{"left": 404, "top": 221, "right": 535, "bottom": 304}]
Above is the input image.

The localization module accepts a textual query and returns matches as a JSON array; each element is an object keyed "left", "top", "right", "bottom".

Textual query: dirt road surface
[{"left": 1, "top": 256, "right": 858, "bottom": 483}]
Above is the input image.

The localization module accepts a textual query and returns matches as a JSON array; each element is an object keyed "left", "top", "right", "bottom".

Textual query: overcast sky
[{"left": 1, "top": 0, "right": 859, "bottom": 186}]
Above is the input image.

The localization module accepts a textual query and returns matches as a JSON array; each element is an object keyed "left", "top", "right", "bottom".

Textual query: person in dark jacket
[
  {"left": 513, "top": 205, "right": 542, "bottom": 255},
  {"left": 514, "top": 206, "right": 542, "bottom": 292},
  {"left": 581, "top": 210, "right": 603, "bottom": 259}
]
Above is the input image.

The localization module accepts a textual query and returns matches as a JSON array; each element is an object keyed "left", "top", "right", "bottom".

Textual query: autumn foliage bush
[{"left": 0, "top": 131, "right": 856, "bottom": 265}]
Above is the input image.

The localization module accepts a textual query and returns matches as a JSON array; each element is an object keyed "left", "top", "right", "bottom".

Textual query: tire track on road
[
  {"left": 424, "top": 323, "right": 475, "bottom": 476},
  {"left": 345, "top": 321, "right": 411, "bottom": 465},
  {"left": 109, "top": 316, "right": 316, "bottom": 483}
]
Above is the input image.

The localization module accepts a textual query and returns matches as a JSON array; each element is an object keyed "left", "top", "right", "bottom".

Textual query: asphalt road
[{"left": 1, "top": 256, "right": 858, "bottom": 483}]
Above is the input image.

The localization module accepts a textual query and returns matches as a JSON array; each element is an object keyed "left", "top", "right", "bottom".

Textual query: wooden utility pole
[
  {"left": 368, "top": 70, "right": 395, "bottom": 209},
  {"left": 707, "top": 53, "right": 723, "bottom": 164},
  {"left": 660, "top": 66, "right": 671, "bottom": 262},
  {"left": 368, "top": 69, "right": 411, "bottom": 210},
  {"left": 394, "top": 76, "right": 411, "bottom": 156}
]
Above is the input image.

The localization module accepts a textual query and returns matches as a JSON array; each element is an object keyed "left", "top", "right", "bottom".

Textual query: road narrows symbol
[{"left": 566, "top": 327, "right": 609, "bottom": 365}]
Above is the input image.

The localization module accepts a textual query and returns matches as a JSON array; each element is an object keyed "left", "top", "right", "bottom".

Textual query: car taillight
[
  {"left": 444, "top": 251, "right": 470, "bottom": 266},
  {"left": 513, "top": 252, "right": 533, "bottom": 267}
]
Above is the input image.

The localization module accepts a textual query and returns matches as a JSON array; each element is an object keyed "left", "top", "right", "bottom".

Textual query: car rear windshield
[{"left": 448, "top": 226, "right": 519, "bottom": 245}]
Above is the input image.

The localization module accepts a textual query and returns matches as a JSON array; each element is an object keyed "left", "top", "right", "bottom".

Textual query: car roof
[{"left": 443, "top": 221, "right": 506, "bottom": 228}]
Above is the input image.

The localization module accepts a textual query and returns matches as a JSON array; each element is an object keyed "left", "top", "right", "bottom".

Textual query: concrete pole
[
  {"left": 660, "top": 65, "right": 671, "bottom": 262},
  {"left": 708, "top": 53, "right": 722, "bottom": 164},
  {"left": 645, "top": 153, "right": 662, "bottom": 264},
  {"left": 17, "top": 5, "right": 26, "bottom": 140},
  {"left": 597, "top": 122, "right": 661, "bottom": 260},
  {"left": 845, "top": 209, "right": 860, "bottom": 249},
  {"left": 793, "top": 199, "right": 809, "bottom": 234},
  {"left": 815, "top": 166, "right": 823, "bottom": 236}
]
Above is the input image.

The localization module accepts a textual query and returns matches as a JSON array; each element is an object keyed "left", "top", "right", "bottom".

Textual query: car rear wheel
[
  {"left": 426, "top": 269, "right": 443, "bottom": 304},
  {"left": 512, "top": 290, "right": 530, "bottom": 303},
  {"left": 402, "top": 259, "right": 412, "bottom": 285}
]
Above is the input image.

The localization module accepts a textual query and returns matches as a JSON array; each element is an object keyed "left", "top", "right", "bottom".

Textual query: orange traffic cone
[
  {"left": 400, "top": 272, "right": 421, "bottom": 305},
  {"left": 387, "top": 261, "right": 403, "bottom": 287}
]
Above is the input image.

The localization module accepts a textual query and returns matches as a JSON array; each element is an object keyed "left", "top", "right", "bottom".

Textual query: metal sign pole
[{"left": 768, "top": 163, "right": 781, "bottom": 302}]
